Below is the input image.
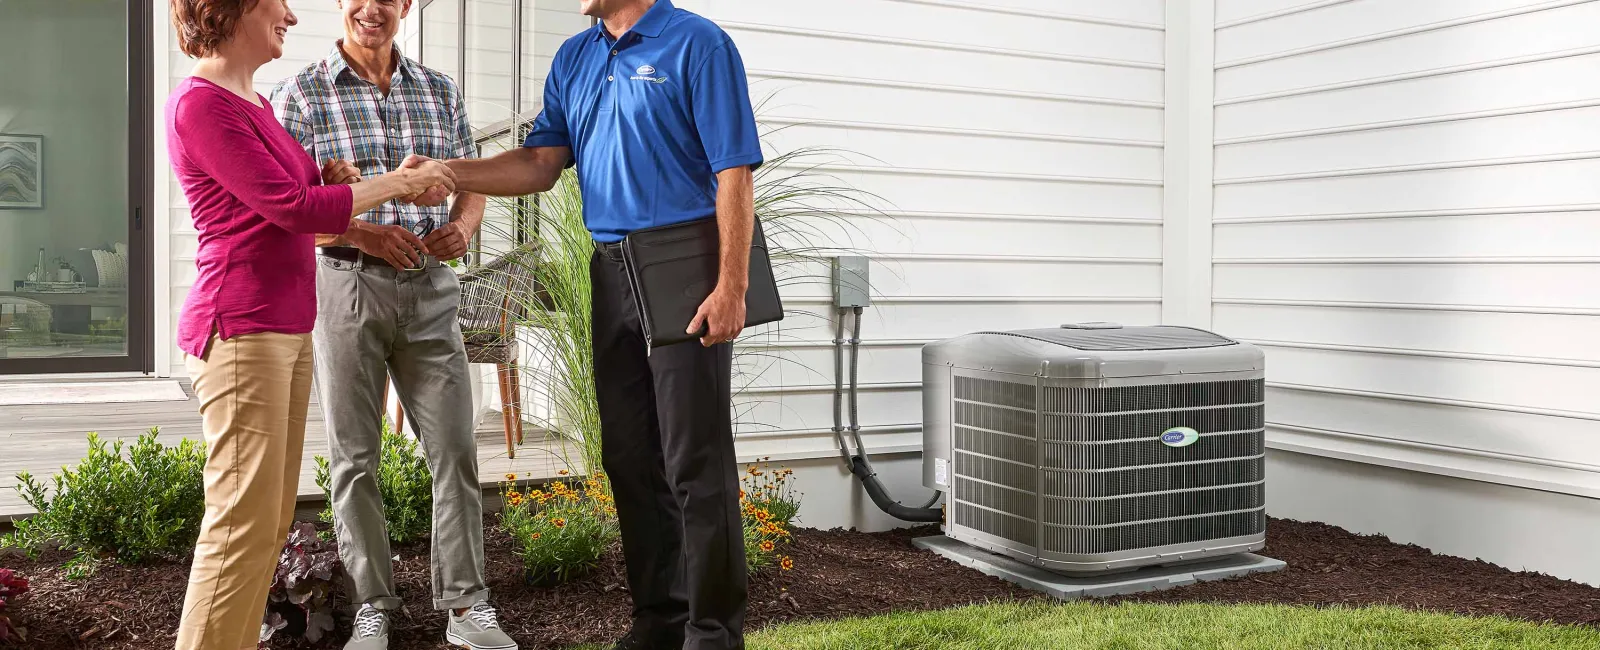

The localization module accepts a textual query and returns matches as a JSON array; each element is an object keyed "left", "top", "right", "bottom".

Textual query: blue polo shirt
[{"left": 523, "top": 0, "right": 764, "bottom": 243}]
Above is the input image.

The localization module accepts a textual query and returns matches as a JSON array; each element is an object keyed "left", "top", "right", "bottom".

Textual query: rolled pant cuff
[
  {"left": 362, "top": 596, "right": 406, "bottom": 611},
  {"left": 435, "top": 588, "right": 491, "bottom": 611}
]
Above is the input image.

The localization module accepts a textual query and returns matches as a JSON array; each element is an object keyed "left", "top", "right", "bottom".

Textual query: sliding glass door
[{"left": 0, "top": 0, "right": 152, "bottom": 374}]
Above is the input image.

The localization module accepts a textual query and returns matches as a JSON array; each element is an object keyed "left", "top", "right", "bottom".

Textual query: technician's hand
[
  {"left": 687, "top": 285, "right": 746, "bottom": 346},
  {"left": 399, "top": 154, "right": 452, "bottom": 207},
  {"left": 322, "top": 159, "right": 361, "bottom": 185},
  {"left": 423, "top": 220, "right": 471, "bottom": 261}
]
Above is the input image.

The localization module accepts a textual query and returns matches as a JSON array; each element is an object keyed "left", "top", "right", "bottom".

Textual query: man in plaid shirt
[{"left": 270, "top": 2, "right": 514, "bottom": 649}]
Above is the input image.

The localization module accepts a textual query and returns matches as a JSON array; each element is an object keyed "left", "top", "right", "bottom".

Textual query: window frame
[{"left": 0, "top": 0, "right": 154, "bottom": 375}]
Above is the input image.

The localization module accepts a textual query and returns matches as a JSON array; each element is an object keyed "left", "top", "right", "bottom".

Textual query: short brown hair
[{"left": 171, "top": 0, "right": 261, "bottom": 58}]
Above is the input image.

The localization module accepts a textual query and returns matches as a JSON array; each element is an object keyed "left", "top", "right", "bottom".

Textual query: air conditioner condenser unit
[{"left": 922, "top": 322, "right": 1267, "bottom": 576}]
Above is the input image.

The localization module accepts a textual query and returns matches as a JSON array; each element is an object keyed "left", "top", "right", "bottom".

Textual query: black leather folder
[{"left": 620, "top": 216, "right": 783, "bottom": 350}]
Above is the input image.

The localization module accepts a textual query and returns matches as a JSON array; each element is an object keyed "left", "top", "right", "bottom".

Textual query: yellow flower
[
  {"left": 530, "top": 532, "right": 541, "bottom": 540},
  {"left": 780, "top": 557, "right": 794, "bottom": 571},
  {"left": 755, "top": 510, "right": 770, "bottom": 522},
  {"left": 759, "top": 540, "right": 775, "bottom": 552},
  {"left": 505, "top": 473, "right": 518, "bottom": 481},
  {"left": 508, "top": 495, "right": 524, "bottom": 507},
  {"left": 552, "top": 517, "right": 567, "bottom": 528},
  {"left": 739, "top": 489, "right": 746, "bottom": 499},
  {"left": 559, "top": 469, "right": 570, "bottom": 476},
  {"left": 604, "top": 506, "right": 617, "bottom": 516}
]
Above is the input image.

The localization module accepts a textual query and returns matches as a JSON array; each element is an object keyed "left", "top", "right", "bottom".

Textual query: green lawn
[{"left": 573, "top": 601, "right": 1600, "bottom": 649}]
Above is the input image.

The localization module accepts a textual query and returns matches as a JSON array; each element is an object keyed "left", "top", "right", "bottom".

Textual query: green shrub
[
  {"left": 499, "top": 471, "right": 619, "bottom": 586},
  {"left": 740, "top": 458, "right": 801, "bottom": 573},
  {"left": 1, "top": 429, "right": 206, "bottom": 577},
  {"left": 313, "top": 418, "right": 433, "bottom": 544}
]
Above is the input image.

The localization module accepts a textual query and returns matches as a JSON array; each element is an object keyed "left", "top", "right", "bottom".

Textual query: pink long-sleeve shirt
[{"left": 165, "top": 77, "right": 354, "bottom": 359}]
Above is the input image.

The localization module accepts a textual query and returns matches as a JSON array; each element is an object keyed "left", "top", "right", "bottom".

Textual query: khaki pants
[{"left": 175, "top": 332, "right": 313, "bottom": 650}]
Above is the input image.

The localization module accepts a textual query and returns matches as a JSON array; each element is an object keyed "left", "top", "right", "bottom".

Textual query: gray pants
[{"left": 312, "top": 254, "right": 487, "bottom": 611}]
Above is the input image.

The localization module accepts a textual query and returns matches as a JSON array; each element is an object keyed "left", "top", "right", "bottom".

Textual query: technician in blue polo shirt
[{"left": 443, "top": 1, "right": 760, "bottom": 649}]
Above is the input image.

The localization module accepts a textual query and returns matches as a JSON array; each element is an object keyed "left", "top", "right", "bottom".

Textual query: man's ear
[{"left": 400, "top": 0, "right": 413, "bottom": 20}]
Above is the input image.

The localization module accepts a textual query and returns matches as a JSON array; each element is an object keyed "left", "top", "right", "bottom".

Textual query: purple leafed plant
[
  {"left": 0, "top": 568, "right": 30, "bottom": 644},
  {"left": 261, "top": 523, "right": 343, "bottom": 644}
]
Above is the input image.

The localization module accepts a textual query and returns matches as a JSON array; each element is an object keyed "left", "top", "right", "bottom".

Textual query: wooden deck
[{"left": 0, "top": 380, "right": 581, "bottom": 521}]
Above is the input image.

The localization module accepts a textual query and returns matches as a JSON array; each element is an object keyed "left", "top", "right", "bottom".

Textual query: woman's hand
[
  {"left": 322, "top": 159, "right": 361, "bottom": 186},
  {"left": 391, "top": 155, "right": 455, "bottom": 206},
  {"left": 396, "top": 155, "right": 454, "bottom": 207}
]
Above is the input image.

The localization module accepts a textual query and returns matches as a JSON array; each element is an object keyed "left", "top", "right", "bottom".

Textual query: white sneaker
[
  {"left": 344, "top": 604, "right": 390, "bottom": 650},
  {"left": 446, "top": 602, "right": 518, "bottom": 650}
]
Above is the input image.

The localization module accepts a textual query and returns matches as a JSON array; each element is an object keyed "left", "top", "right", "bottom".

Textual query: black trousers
[{"left": 590, "top": 247, "right": 747, "bottom": 650}]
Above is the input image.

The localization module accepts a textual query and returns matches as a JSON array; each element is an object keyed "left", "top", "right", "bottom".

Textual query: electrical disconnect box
[{"left": 832, "top": 255, "right": 872, "bottom": 308}]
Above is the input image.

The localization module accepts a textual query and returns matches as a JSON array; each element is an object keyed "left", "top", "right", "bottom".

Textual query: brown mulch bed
[
  {"left": 5, "top": 517, "right": 1600, "bottom": 649},
  {"left": 1107, "top": 518, "right": 1600, "bottom": 626},
  {"left": 1, "top": 521, "right": 1034, "bottom": 650}
]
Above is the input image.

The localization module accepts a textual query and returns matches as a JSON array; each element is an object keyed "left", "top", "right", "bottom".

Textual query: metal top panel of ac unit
[
  {"left": 922, "top": 323, "right": 1264, "bottom": 380},
  {"left": 987, "top": 324, "right": 1236, "bottom": 351}
]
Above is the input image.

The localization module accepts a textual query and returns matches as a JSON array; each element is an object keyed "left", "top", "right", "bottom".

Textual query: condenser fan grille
[{"left": 950, "top": 375, "right": 1266, "bottom": 556}]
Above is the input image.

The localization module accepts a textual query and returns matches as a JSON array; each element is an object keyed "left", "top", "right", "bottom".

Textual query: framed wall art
[{"left": 0, "top": 134, "right": 43, "bottom": 209}]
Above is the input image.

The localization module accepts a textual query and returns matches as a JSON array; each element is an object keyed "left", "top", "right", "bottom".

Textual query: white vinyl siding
[
  {"left": 673, "top": 0, "right": 1165, "bottom": 465},
  {"left": 1211, "top": 0, "right": 1600, "bottom": 582}
]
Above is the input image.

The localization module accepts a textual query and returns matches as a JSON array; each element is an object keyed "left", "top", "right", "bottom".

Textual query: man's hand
[
  {"left": 422, "top": 220, "right": 472, "bottom": 261},
  {"left": 400, "top": 154, "right": 452, "bottom": 207},
  {"left": 687, "top": 285, "right": 746, "bottom": 347},
  {"left": 343, "top": 219, "right": 427, "bottom": 270},
  {"left": 322, "top": 159, "right": 361, "bottom": 185}
]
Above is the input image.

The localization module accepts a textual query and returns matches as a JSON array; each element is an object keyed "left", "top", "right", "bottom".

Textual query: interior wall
[{"left": 0, "top": 0, "right": 129, "bottom": 291}]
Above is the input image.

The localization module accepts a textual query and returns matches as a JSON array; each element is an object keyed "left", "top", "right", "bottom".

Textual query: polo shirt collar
[
  {"left": 325, "top": 41, "right": 416, "bottom": 87},
  {"left": 591, "top": 0, "right": 674, "bottom": 42}
]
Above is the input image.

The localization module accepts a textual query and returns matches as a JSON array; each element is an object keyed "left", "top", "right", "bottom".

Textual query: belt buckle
[
  {"left": 402, "top": 255, "right": 431, "bottom": 272},
  {"left": 405, "top": 217, "right": 435, "bottom": 272}
]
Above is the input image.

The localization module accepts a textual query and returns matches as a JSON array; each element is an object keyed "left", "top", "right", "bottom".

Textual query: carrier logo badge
[
  {"left": 630, "top": 63, "right": 668, "bottom": 83},
  {"left": 1160, "top": 427, "right": 1199, "bottom": 447}
]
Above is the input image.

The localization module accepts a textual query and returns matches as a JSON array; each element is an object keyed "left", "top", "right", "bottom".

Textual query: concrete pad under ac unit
[{"left": 913, "top": 535, "right": 1286, "bottom": 600}]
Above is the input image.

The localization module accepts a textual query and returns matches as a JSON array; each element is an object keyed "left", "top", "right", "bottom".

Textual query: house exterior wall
[
  {"left": 152, "top": 0, "right": 1167, "bottom": 531},
  {"left": 1209, "top": 0, "right": 1600, "bottom": 585},
  {"left": 141, "top": 0, "right": 1600, "bottom": 582},
  {"left": 672, "top": 0, "right": 1168, "bottom": 529}
]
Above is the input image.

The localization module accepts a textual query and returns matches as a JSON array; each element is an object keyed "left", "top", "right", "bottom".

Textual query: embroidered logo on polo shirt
[{"left": 630, "top": 63, "right": 668, "bottom": 83}]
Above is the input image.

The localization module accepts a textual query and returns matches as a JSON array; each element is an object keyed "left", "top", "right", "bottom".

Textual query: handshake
[
  {"left": 323, "top": 154, "right": 469, "bottom": 268},
  {"left": 321, "top": 154, "right": 456, "bottom": 207}
]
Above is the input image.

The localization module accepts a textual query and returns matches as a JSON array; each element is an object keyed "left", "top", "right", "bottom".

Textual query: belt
[
  {"left": 594, "top": 239, "right": 626, "bottom": 261},
  {"left": 318, "top": 246, "right": 440, "bottom": 270}
]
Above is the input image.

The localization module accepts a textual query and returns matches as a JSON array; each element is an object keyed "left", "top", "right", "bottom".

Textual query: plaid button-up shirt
[{"left": 270, "top": 44, "right": 476, "bottom": 231}]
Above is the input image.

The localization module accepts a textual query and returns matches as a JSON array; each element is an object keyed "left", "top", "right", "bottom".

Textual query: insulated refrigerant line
[{"left": 836, "top": 305, "right": 942, "bottom": 522}]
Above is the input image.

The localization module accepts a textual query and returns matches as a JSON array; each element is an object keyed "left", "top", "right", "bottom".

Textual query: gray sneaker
[
  {"left": 446, "top": 602, "right": 518, "bottom": 650},
  {"left": 344, "top": 604, "right": 390, "bottom": 650}
]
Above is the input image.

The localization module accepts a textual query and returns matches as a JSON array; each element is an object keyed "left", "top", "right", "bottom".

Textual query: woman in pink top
[{"left": 165, "top": 1, "right": 454, "bottom": 648}]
